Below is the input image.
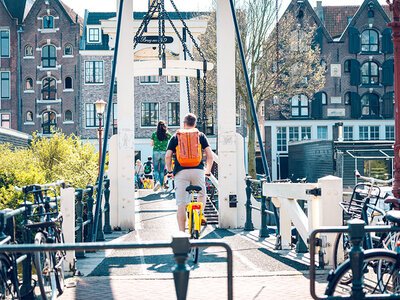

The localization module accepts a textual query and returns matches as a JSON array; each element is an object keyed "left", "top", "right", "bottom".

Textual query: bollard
[
  {"left": 348, "top": 219, "right": 365, "bottom": 300},
  {"left": 296, "top": 200, "right": 308, "bottom": 253},
  {"left": 75, "top": 189, "right": 85, "bottom": 258},
  {"left": 86, "top": 186, "right": 94, "bottom": 242},
  {"left": 171, "top": 232, "right": 191, "bottom": 300},
  {"left": 96, "top": 184, "right": 105, "bottom": 242},
  {"left": 244, "top": 176, "right": 254, "bottom": 231},
  {"left": 259, "top": 194, "right": 269, "bottom": 238},
  {"left": 103, "top": 178, "right": 112, "bottom": 234}
]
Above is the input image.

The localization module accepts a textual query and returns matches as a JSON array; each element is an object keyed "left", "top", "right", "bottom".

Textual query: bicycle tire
[
  {"left": 333, "top": 232, "right": 352, "bottom": 284},
  {"left": 54, "top": 229, "right": 65, "bottom": 295},
  {"left": 34, "top": 232, "right": 57, "bottom": 300},
  {"left": 325, "top": 249, "right": 400, "bottom": 296},
  {"left": 189, "top": 210, "right": 199, "bottom": 264},
  {"left": 0, "top": 256, "right": 13, "bottom": 300}
]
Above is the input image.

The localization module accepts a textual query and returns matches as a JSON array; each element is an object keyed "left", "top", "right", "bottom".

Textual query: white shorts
[{"left": 174, "top": 169, "right": 206, "bottom": 206}]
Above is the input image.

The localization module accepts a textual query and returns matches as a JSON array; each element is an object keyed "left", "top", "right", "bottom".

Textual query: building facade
[
  {"left": 265, "top": 0, "right": 395, "bottom": 181},
  {"left": 20, "top": 0, "right": 81, "bottom": 136}
]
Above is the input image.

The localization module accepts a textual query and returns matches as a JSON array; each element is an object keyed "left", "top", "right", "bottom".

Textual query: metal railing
[
  {"left": 310, "top": 220, "right": 400, "bottom": 300},
  {"left": 0, "top": 234, "right": 233, "bottom": 300}
]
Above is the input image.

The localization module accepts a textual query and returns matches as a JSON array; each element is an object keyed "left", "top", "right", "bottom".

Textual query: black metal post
[
  {"left": 20, "top": 225, "right": 32, "bottom": 296},
  {"left": 259, "top": 193, "right": 269, "bottom": 237},
  {"left": 92, "top": 0, "right": 124, "bottom": 242},
  {"left": 244, "top": 177, "right": 254, "bottom": 231},
  {"left": 0, "top": 211, "right": 6, "bottom": 240},
  {"left": 96, "top": 184, "right": 105, "bottom": 242},
  {"left": 75, "top": 188, "right": 84, "bottom": 258},
  {"left": 103, "top": 178, "right": 112, "bottom": 234},
  {"left": 171, "top": 234, "right": 191, "bottom": 300},
  {"left": 86, "top": 186, "right": 94, "bottom": 242},
  {"left": 348, "top": 219, "right": 366, "bottom": 300}
]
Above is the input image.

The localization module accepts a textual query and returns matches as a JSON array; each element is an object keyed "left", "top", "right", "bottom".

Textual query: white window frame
[
  {"left": 140, "top": 102, "right": 159, "bottom": 127},
  {"left": 0, "top": 29, "right": 10, "bottom": 58},
  {"left": 1, "top": 71, "right": 10, "bottom": 100},
  {"left": 87, "top": 26, "right": 102, "bottom": 44},
  {"left": 386, "top": 125, "right": 395, "bottom": 140},
  {"left": 0, "top": 113, "right": 11, "bottom": 128},
  {"left": 317, "top": 126, "right": 328, "bottom": 140},
  {"left": 84, "top": 60, "right": 104, "bottom": 85},
  {"left": 140, "top": 76, "right": 159, "bottom": 85}
]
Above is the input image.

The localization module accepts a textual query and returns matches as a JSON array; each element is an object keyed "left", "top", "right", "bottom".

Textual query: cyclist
[{"left": 165, "top": 113, "right": 213, "bottom": 232}]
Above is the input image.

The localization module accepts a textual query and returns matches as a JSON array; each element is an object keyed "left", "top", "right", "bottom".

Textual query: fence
[{"left": 0, "top": 233, "right": 233, "bottom": 300}]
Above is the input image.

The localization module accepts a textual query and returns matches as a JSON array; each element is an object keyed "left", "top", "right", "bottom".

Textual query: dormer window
[
  {"left": 43, "top": 16, "right": 54, "bottom": 29},
  {"left": 88, "top": 28, "right": 100, "bottom": 43}
]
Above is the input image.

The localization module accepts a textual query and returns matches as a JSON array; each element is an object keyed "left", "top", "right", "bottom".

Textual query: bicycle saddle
[
  {"left": 186, "top": 185, "right": 202, "bottom": 192},
  {"left": 384, "top": 197, "right": 400, "bottom": 210},
  {"left": 385, "top": 210, "right": 400, "bottom": 224}
]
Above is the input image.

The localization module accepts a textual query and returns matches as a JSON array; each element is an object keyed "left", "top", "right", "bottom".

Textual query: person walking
[
  {"left": 165, "top": 113, "right": 213, "bottom": 232},
  {"left": 135, "top": 159, "right": 145, "bottom": 188},
  {"left": 151, "top": 120, "right": 171, "bottom": 191}
]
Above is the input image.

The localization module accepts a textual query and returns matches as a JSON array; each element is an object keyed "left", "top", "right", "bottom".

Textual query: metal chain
[
  {"left": 161, "top": 0, "right": 166, "bottom": 65},
  {"left": 169, "top": 0, "right": 206, "bottom": 60},
  {"left": 196, "top": 70, "right": 202, "bottom": 129},
  {"left": 158, "top": 1, "right": 162, "bottom": 60},
  {"left": 184, "top": 50, "right": 191, "bottom": 113},
  {"left": 202, "top": 70, "right": 207, "bottom": 132},
  {"left": 133, "top": 6, "right": 157, "bottom": 50}
]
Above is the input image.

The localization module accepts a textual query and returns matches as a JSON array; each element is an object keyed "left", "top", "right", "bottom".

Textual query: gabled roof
[
  {"left": 339, "top": 0, "right": 391, "bottom": 41},
  {"left": 3, "top": 0, "right": 27, "bottom": 23},
  {"left": 24, "top": 0, "right": 82, "bottom": 25},
  {"left": 323, "top": 6, "right": 358, "bottom": 39}
]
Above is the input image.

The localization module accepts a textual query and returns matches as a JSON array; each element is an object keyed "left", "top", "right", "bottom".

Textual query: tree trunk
[{"left": 247, "top": 121, "right": 256, "bottom": 178}]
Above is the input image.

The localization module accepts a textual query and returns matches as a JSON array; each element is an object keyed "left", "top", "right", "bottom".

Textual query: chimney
[{"left": 315, "top": 1, "right": 324, "bottom": 24}]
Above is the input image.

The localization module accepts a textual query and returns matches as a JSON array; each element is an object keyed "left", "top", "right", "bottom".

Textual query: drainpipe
[{"left": 17, "top": 26, "right": 23, "bottom": 131}]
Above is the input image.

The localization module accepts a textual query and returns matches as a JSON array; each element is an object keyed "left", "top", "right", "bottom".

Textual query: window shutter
[
  {"left": 382, "top": 28, "right": 393, "bottom": 54},
  {"left": 382, "top": 59, "right": 394, "bottom": 86},
  {"left": 311, "top": 92, "right": 323, "bottom": 119},
  {"left": 313, "top": 27, "right": 323, "bottom": 51},
  {"left": 350, "top": 59, "right": 361, "bottom": 86},
  {"left": 382, "top": 92, "right": 394, "bottom": 118},
  {"left": 350, "top": 92, "right": 361, "bottom": 119},
  {"left": 348, "top": 26, "right": 360, "bottom": 54}
]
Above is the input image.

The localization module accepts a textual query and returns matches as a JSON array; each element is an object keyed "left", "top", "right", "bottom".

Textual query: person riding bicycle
[{"left": 165, "top": 113, "right": 213, "bottom": 232}]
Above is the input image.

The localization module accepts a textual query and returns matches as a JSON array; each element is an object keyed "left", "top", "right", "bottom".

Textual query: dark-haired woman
[{"left": 151, "top": 121, "right": 171, "bottom": 191}]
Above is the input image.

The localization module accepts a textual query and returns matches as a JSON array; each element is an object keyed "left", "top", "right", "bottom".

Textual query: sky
[{"left": 62, "top": 0, "right": 391, "bottom": 18}]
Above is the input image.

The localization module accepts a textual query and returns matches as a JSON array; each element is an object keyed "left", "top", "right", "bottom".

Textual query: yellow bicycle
[{"left": 186, "top": 185, "right": 203, "bottom": 263}]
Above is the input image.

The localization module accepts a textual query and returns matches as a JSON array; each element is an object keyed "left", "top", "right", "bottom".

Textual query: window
[
  {"left": 291, "top": 94, "right": 308, "bottom": 117},
  {"left": 141, "top": 103, "right": 159, "bottom": 126},
  {"left": 167, "top": 75, "right": 179, "bottom": 83},
  {"left": 1, "top": 114, "right": 10, "bottom": 128},
  {"left": 321, "top": 92, "right": 327, "bottom": 105},
  {"left": 344, "top": 92, "right": 351, "bottom": 105},
  {"left": 361, "top": 62, "right": 379, "bottom": 85},
  {"left": 85, "top": 104, "right": 100, "bottom": 127},
  {"left": 370, "top": 126, "right": 379, "bottom": 140},
  {"left": 167, "top": 102, "right": 180, "bottom": 126},
  {"left": 65, "top": 77, "right": 72, "bottom": 89},
  {"left": 277, "top": 127, "right": 287, "bottom": 152},
  {"left": 361, "top": 93, "right": 379, "bottom": 117},
  {"left": 64, "top": 44, "right": 73, "bottom": 56},
  {"left": 42, "top": 111, "right": 56, "bottom": 134},
  {"left": 140, "top": 76, "right": 159, "bottom": 84},
  {"left": 317, "top": 126, "right": 327, "bottom": 139},
  {"left": 301, "top": 127, "right": 311, "bottom": 140},
  {"left": 0, "top": 30, "right": 9, "bottom": 57},
  {"left": 386, "top": 126, "right": 395, "bottom": 140},
  {"left": 25, "top": 78, "right": 33, "bottom": 90},
  {"left": 64, "top": 110, "right": 72, "bottom": 122},
  {"left": 24, "top": 45, "right": 33, "bottom": 57},
  {"left": 113, "top": 103, "right": 117, "bottom": 134},
  {"left": 85, "top": 61, "right": 103, "bottom": 84},
  {"left": 359, "top": 126, "right": 369, "bottom": 140},
  {"left": 41, "top": 45, "right": 56, "bottom": 68},
  {"left": 26, "top": 111, "right": 33, "bottom": 122},
  {"left": 289, "top": 127, "right": 299, "bottom": 142},
  {"left": 43, "top": 16, "right": 54, "bottom": 29},
  {"left": 236, "top": 111, "right": 240, "bottom": 126},
  {"left": 344, "top": 126, "right": 353, "bottom": 141},
  {"left": 1, "top": 72, "right": 10, "bottom": 99},
  {"left": 361, "top": 29, "right": 378, "bottom": 53},
  {"left": 41, "top": 77, "right": 56, "bottom": 100},
  {"left": 88, "top": 28, "right": 100, "bottom": 43},
  {"left": 344, "top": 60, "right": 351, "bottom": 73}
]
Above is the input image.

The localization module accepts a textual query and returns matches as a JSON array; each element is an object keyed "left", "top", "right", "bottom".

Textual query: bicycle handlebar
[
  {"left": 355, "top": 170, "right": 394, "bottom": 185},
  {"left": 15, "top": 180, "right": 66, "bottom": 193}
]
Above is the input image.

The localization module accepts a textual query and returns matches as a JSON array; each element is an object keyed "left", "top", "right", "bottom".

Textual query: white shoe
[{"left": 153, "top": 182, "right": 161, "bottom": 191}]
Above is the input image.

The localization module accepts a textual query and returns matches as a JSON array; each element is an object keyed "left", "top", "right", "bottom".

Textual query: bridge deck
[{"left": 59, "top": 191, "right": 329, "bottom": 299}]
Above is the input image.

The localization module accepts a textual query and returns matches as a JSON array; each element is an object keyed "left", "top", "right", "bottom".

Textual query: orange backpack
[{"left": 176, "top": 128, "right": 202, "bottom": 167}]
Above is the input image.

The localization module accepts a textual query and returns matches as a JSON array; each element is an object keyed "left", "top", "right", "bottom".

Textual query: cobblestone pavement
[{"left": 58, "top": 192, "right": 330, "bottom": 299}]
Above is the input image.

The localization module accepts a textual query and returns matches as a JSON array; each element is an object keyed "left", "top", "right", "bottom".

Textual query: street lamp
[
  {"left": 94, "top": 99, "right": 107, "bottom": 172},
  {"left": 387, "top": 0, "right": 400, "bottom": 197}
]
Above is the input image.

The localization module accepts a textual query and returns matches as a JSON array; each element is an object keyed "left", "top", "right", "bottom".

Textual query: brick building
[
  {"left": 79, "top": 11, "right": 214, "bottom": 160},
  {"left": 20, "top": 0, "right": 82, "bottom": 136},
  {"left": 264, "top": 0, "right": 395, "bottom": 180}
]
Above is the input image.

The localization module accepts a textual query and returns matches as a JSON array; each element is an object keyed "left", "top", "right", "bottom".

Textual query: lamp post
[
  {"left": 388, "top": 0, "right": 400, "bottom": 197},
  {"left": 94, "top": 99, "right": 107, "bottom": 173}
]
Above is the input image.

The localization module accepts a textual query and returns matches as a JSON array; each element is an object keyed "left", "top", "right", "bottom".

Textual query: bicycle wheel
[
  {"left": 189, "top": 211, "right": 199, "bottom": 264},
  {"left": 333, "top": 232, "right": 352, "bottom": 284},
  {"left": 54, "top": 229, "right": 65, "bottom": 295},
  {"left": 325, "top": 250, "right": 400, "bottom": 296},
  {"left": 33, "top": 232, "right": 57, "bottom": 300},
  {"left": 0, "top": 255, "right": 14, "bottom": 300}
]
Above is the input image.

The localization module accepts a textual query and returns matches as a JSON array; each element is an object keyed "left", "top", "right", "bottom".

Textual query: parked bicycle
[{"left": 16, "top": 181, "right": 66, "bottom": 300}]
